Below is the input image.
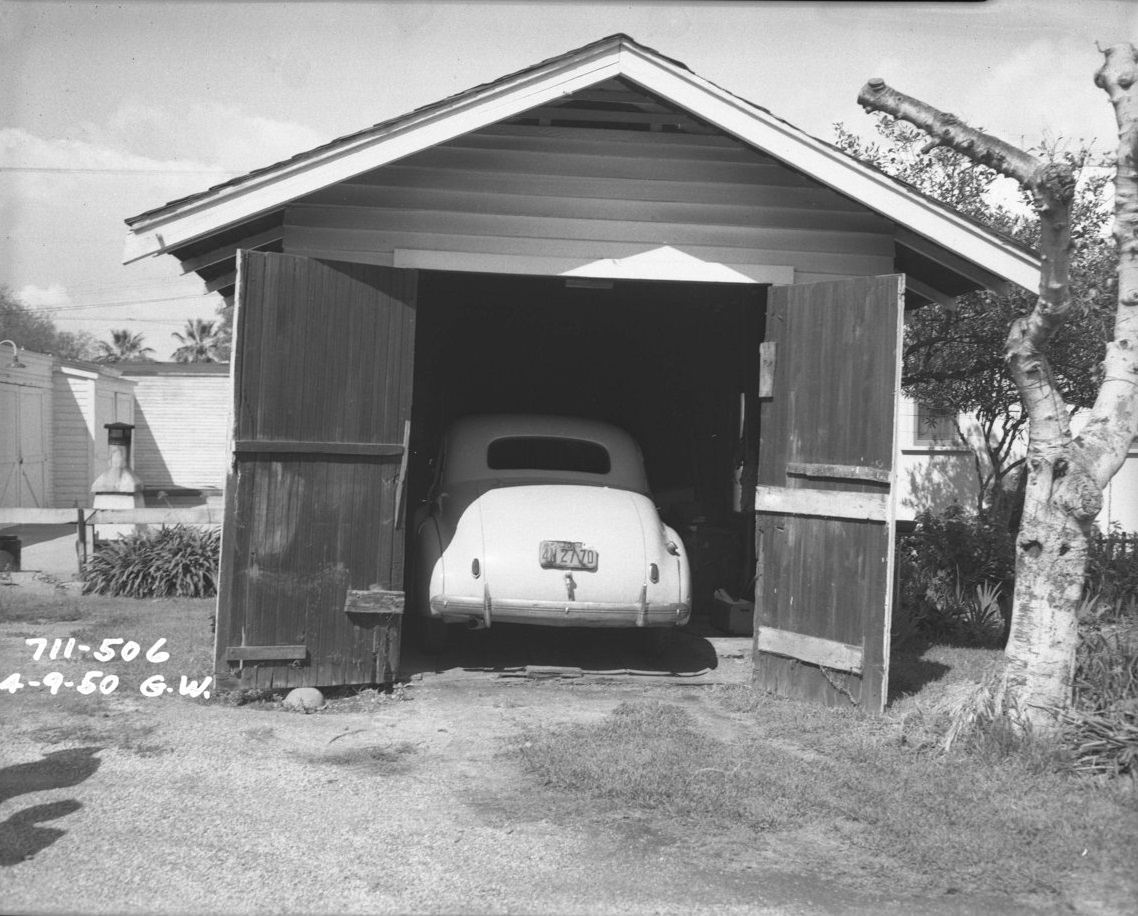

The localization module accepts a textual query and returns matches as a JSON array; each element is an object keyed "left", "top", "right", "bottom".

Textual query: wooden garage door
[
  {"left": 754, "top": 275, "right": 904, "bottom": 712},
  {"left": 214, "top": 252, "right": 417, "bottom": 689}
]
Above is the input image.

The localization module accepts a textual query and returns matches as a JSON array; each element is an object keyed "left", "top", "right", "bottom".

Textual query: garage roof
[{"left": 123, "top": 33, "right": 1040, "bottom": 295}]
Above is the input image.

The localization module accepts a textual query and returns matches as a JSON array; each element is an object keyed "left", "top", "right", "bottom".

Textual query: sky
[{"left": 2, "top": 0, "right": 1136, "bottom": 360}]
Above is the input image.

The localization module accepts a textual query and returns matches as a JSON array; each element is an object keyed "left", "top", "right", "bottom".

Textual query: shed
[
  {"left": 123, "top": 35, "right": 1039, "bottom": 708},
  {"left": 118, "top": 362, "right": 230, "bottom": 502},
  {"left": 0, "top": 349, "right": 53, "bottom": 509}
]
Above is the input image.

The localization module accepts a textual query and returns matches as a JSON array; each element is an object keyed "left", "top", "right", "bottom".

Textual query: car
[{"left": 410, "top": 414, "right": 692, "bottom": 652}]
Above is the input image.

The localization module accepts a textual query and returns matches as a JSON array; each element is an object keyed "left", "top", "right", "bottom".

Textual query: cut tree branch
[
  {"left": 858, "top": 78, "right": 1078, "bottom": 454},
  {"left": 1080, "top": 44, "right": 1138, "bottom": 488}
]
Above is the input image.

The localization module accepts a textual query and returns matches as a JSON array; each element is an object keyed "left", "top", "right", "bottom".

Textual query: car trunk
[{"left": 475, "top": 484, "right": 652, "bottom": 606}]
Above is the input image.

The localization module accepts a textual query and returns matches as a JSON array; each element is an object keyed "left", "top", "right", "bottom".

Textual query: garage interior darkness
[{"left": 404, "top": 271, "right": 767, "bottom": 622}]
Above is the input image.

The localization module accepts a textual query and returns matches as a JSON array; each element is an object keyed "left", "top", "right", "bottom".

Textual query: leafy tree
[
  {"left": 0, "top": 287, "right": 97, "bottom": 360},
  {"left": 856, "top": 45, "right": 1138, "bottom": 731},
  {"left": 834, "top": 118, "right": 1113, "bottom": 519},
  {"left": 94, "top": 329, "right": 154, "bottom": 364},
  {"left": 171, "top": 318, "right": 223, "bottom": 363}
]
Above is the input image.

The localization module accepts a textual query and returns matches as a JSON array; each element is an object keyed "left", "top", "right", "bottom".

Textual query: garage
[
  {"left": 122, "top": 35, "right": 1040, "bottom": 709},
  {"left": 407, "top": 271, "right": 763, "bottom": 614}
]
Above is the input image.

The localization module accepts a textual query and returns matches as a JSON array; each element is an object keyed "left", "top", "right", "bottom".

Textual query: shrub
[
  {"left": 1086, "top": 529, "right": 1138, "bottom": 608},
  {"left": 896, "top": 506, "right": 1015, "bottom": 647},
  {"left": 82, "top": 526, "right": 221, "bottom": 598},
  {"left": 1065, "top": 620, "right": 1138, "bottom": 778}
]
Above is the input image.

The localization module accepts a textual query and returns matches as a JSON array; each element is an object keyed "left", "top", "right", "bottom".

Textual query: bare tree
[{"left": 857, "top": 45, "right": 1138, "bottom": 731}]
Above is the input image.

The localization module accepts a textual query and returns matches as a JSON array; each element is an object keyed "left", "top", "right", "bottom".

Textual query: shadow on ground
[
  {"left": 400, "top": 624, "right": 721, "bottom": 679},
  {"left": 0, "top": 746, "right": 101, "bottom": 867}
]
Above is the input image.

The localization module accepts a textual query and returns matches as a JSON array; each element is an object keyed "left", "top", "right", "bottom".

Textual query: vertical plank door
[
  {"left": 214, "top": 252, "right": 417, "bottom": 689},
  {"left": 753, "top": 275, "right": 904, "bottom": 712}
]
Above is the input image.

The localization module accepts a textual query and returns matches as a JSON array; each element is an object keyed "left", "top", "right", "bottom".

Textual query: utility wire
[
  {"left": 32, "top": 294, "right": 222, "bottom": 312},
  {"left": 0, "top": 166, "right": 241, "bottom": 175}
]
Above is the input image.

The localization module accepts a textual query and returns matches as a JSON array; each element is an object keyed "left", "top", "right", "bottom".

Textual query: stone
[{"left": 283, "top": 687, "right": 325, "bottom": 711}]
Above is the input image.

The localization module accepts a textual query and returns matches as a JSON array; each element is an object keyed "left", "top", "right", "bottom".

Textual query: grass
[
  {"left": 519, "top": 659, "right": 1138, "bottom": 900},
  {"left": 0, "top": 584, "right": 85, "bottom": 625},
  {"left": 0, "top": 586, "right": 215, "bottom": 696}
]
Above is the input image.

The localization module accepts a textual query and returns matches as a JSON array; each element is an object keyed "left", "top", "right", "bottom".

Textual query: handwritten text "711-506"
[{"left": 24, "top": 637, "right": 170, "bottom": 664}]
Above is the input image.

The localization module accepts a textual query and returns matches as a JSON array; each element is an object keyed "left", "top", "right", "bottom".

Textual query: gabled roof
[{"left": 123, "top": 33, "right": 1040, "bottom": 293}]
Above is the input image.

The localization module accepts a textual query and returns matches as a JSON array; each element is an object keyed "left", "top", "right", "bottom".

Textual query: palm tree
[
  {"left": 171, "top": 318, "right": 222, "bottom": 363},
  {"left": 95, "top": 329, "right": 154, "bottom": 364}
]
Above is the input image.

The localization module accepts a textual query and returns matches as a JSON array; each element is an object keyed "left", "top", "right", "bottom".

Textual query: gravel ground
[{"left": 0, "top": 616, "right": 1093, "bottom": 916}]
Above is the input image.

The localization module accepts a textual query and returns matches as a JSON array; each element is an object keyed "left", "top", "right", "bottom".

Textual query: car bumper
[{"left": 429, "top": 594, "right": 691, "bottom": 628}]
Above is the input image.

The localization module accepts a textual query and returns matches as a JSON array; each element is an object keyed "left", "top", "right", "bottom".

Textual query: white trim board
[{"left": 391, "top": 248, "right": 795, "bottom": 284}]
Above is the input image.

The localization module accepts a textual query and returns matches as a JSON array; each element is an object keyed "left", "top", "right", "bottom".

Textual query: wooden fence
[
  {"left": 0, "top": 507, "right": 223, "bottom": 569},
  {"left": 1093, "top": 529, "right": 1137, "bottom": 562},
  {"left": 0, "top": 508, "right": 222, "bottom": 526}
]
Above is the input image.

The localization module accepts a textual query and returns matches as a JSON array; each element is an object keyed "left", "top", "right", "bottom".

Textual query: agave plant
[{"left": 82, "top": 526, "right": 220, "bottom": 598}]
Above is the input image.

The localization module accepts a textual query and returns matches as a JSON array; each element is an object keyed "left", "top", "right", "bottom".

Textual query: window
[
  {"left": 487, "top": 437, "right": 611, "bottom": 474},
  {"left": 914, "top": 402, "right": 959, "bottom": 447}
]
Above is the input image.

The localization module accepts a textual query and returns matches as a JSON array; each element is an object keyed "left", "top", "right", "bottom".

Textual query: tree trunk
[
  {"left": 858, "top": 44, "right": 1138, "bottom": 732},
  {"left": 1002, "top": 458, "right": 1087, "bottom": 719}
]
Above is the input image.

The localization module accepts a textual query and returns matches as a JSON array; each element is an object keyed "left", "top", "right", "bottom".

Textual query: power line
[
  {"left": 33, "top": 294, "right": 222, "bottom": 312},
  {"left": 52, "top": 316, "right": 211, "bottom": 324},
  {"left": 0, "top": 166, "right": 242, "bottom": 175}
]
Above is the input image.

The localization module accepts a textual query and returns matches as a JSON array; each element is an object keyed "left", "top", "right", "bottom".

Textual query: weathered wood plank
[
  {"left": 756, "top": 626, "right": 864, "bottom": 674},
  {"left": 233, "top": 439, "right": 404, "bottom": 457},
  {"left": 754, "top": 485, "right": 888, "bottom": 521},
  {"left": 785, "top": 462, "right": 891, "bottom": 484},
  {"left": 226, "top": 645, "right": 307, "bottom": 661},
  {"left": 344, "top": 588, "right": 405, "bottom": 615},
  {"left": 0, "top": 509, "right": 81, "bottom": 524},
  {"left": 758, "top": 341, "right": 776, "bottom": 398},
  {"left": 0, "top": 507, "right": 224, "bottom": 525}
]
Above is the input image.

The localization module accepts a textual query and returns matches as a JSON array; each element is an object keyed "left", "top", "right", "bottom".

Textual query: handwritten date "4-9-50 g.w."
[{"left": 0, "top": 670, "right": 212, "bottom": 698}]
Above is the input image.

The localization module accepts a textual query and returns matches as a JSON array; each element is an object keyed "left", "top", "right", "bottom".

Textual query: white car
[{"left": 411, "top": 415, "right": 692, "bottom": 652}]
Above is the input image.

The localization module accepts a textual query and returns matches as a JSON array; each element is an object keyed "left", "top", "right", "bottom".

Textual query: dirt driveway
[{"left": 0, "top": 604, "right": 1084, "bottom": 915}]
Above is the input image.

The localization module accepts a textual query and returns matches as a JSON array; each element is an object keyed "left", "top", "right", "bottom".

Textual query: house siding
[
  {"left": 51, "top": 366, "right": 135, "bottom": 508},
  {"left": 282, "top": 122, "right": 896, "bottom": 284},
  {"left": 896, "top": 394, "right": 1138, "bottom": 532},
  {"left": 125, "top": 369, "right": 230, "bottom": 490},
  {"left": 52, "top": 373, "right": 92, "bottom": 508}
]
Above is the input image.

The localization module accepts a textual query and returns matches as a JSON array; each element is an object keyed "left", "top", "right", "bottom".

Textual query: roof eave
[
  {"left": 122, "top": 37, "right": 629, "bottom": 264},
  {"left": 615, "top": 42, "right": 1041, "bottom": 293},
  {"left": 123, "top": 34, "right": 1040, "bottom": 295}
]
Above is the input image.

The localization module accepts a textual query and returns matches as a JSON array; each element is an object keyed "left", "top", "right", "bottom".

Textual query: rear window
[{"left": 486, "top": 437, "right": 611, "bottom": 475}]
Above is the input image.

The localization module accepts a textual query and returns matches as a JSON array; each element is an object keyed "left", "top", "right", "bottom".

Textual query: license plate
[{"left": 539, "top": 540, "right": 599, "bottom": 572}]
